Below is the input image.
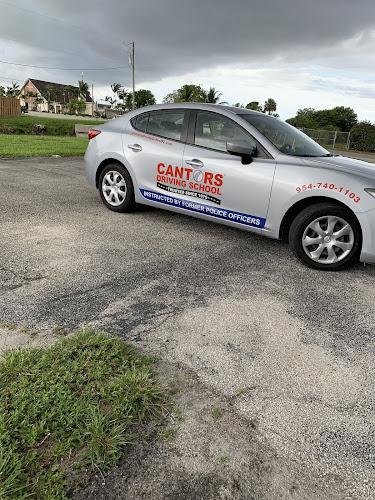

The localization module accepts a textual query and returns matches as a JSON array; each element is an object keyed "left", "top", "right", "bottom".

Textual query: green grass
[
  {"left": 212, "top": 407, "right": 223, "bottom": 420},
  {"left": 0, "top": 134, "right": 89, "bottom": 157},
  {"left": 0, "top": 328, "right": 167, "bottom": 499},
  {"left": 0, "top": 116, "right": 105, "bottom": 136}
]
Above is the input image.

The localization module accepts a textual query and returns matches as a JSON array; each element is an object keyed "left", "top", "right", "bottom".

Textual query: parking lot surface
[{"left": 1, "top": 157, "right": 375, "bottom": 499}]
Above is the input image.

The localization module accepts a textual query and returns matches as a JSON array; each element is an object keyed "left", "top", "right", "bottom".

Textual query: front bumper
[{"left": 358, "top": 208, "right": 375, "bottom": 264}]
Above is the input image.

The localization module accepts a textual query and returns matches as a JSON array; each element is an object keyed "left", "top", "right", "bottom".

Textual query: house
[{"left": 20, "top": 78, "right": 93, "bottom": 115}]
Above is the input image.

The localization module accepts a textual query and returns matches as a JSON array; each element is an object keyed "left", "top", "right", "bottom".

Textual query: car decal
[
  {"left": 157, "top": 182, "right": 221, "bottom": 205},
  {"left": 140, "top": 189, "right": 265, "bottom": 228},
  {"left": 132, "top": 131, "right": 173, "bottom": 146},
  {"left": 295, "top": 183, "right": 360, "bottom": 203}
]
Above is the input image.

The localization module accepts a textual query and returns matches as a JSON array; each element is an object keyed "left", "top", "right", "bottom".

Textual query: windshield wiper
[{"left": 319, "top": 153, "right": 334, "bottom": 157}]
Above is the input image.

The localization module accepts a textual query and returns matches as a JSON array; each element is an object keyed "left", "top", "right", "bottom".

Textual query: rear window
[
  {"left": 146, "top": 111, "right": 186, "bottom": 141},
  {"left": 132, "top": 113, "right": 148, "bottom": 132}
]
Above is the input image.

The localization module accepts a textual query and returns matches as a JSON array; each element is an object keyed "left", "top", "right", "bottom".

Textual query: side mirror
[{"left": 226, "top": 140, "right": 257, "bottom": 165}]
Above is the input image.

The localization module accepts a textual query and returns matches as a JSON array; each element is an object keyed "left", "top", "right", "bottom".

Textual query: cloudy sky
[{"left": 1, "top": 0, "right": 375, "bottom": 121}]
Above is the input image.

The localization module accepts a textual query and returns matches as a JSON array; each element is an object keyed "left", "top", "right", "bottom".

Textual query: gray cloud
[{"left": 1, "top": 0, "right": 375, "bottom": 92}]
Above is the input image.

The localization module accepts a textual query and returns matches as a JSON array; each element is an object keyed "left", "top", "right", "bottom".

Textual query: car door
[
  {"left": 123, "top": 109, "right": 189, "bottom": 206},
  {"left": 180, "top": 110, "right": 276, "bottom": 229}
]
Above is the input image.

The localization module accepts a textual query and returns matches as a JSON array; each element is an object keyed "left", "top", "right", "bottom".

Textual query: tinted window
[
  {"left": 132, "top": 113, "right": 148, "bottom": 132},
  {"left": 146, "top": 111, "right": 186, "bottom": 141},
  {"left": 195, "top": 111, "right": 255, "bottom": 152},
  {"left": 240, "top": 113, "right": 329, "bottom": 157}
]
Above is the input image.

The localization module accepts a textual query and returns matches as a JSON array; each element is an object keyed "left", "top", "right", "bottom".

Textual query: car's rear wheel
[
  {"left": 98, "top": 164, "right": 135, "bottom": 212},
  {"left": 289, "top": 203, "right": 361, "bottom": 271}
]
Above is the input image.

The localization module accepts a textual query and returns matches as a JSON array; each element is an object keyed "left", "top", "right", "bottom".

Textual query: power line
[
  {"left": 0, "top": 34, "right": 119, "bottom": 64},
  {"left": 0, "top": 0, "right": 126, "bottom": 44},
  {"left": 0, "top": 60, "right": 130, "bottom": 71},
  {"left": 0, "top": 76, "right": 23, "bottom": 82}
]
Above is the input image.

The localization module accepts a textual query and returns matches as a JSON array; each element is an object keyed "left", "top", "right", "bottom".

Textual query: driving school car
[{"left": 84, "top": 103, "right": 375, "bottom": 271}]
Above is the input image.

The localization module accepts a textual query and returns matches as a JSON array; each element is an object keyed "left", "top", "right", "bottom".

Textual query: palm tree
[
  {"left": 263, "top": 98, "right": 277, "bottom": 115},
  {"left": 5, "top": 82, "right": 21, "bottom": 98},
  {"left": 111, "top": 83, "right": 122, "bottom": 108},
  {"left": 78, "top": 81, "right": 89, "bottom": 100},
  {"left": 203, "top": 87, "right": 227, "bottom": 104}
]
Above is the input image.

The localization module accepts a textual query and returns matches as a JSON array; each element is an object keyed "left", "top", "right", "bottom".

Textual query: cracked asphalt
[{"left": 1, "top": 156, "right": 375, "bottom": 499}]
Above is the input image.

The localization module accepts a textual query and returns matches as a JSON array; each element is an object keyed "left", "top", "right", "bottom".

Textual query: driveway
[{"left": 1, "top": 157, "right": 375, "bottom": 499}]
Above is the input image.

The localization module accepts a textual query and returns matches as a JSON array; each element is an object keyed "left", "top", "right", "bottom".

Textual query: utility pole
[
  {"left": 132, "top": 42, "right": 135, "bottom": 111},
  {"left": 91, "top": 83, "right": 94, "bottom": 118}
]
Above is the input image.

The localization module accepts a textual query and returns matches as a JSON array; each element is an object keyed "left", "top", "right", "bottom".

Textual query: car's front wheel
[
  {"left": 98, "top": 164, "right": 135, "bottom": 213},
  {"left": 289, "top": 203, "right": 362, "bottom": 271}
]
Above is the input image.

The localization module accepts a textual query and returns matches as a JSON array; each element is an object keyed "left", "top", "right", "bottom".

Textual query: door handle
[
  {"left": 185, "top": 159, "right": 204, "bottom": 168},
  {"left": 128, "top": 143, "right": 142, "bottom": 152}
]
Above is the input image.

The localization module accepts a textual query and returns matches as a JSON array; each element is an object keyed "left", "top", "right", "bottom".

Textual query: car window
[
  {"left": 133, "top": 113, "right": 148, "bottom": 132},
  {"left": 146, "top": 111, "right": 186, "bottom": 141},
  {"left": 240, "top": 113, "right": 329, "bottom": 157},
  {"left": 195, "top": 111, "right": 255, "bottom": 152}
]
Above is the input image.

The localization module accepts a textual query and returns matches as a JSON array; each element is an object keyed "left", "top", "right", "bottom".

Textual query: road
[{"left": 1, "top": 157, "right": 375, "bottom": 499}]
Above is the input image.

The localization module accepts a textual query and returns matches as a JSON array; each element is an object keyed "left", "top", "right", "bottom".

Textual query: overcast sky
[{"left": 1, "top": 0, "right": 375, "bottom": 120}]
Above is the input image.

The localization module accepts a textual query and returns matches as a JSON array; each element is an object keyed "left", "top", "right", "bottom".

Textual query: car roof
[{"left": 131, "top": 102, "right": 263, "bottom": 117}]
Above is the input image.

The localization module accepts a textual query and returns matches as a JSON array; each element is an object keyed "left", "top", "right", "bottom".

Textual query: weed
[
  {"left": 51, "top": 326, "right": 69, "bottom": 336},
  {"left": 236, "top": 388, "right": 247, "bottom": 396},
  {"left": 18, "top": 327, "right": 36, "bottom": 336},
  {"left": 212, "top": 407, "right": 222, "bottom": 420},
  {"left": 173, "top": 408, "right": 184, "bottom": 422},
  {"left": 1, "top": 323, "right": 17, "bottom": 330},
  {"left": 219, "top": 456, "right": 228, "bottom": 463},
  {"left": 158, "top": 427, "right": 179, "bottom": 441}
]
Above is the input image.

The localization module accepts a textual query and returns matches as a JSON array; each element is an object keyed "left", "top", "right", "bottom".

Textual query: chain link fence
[{"left": 299, "top": 128, "right": 350, "bottom": 150}]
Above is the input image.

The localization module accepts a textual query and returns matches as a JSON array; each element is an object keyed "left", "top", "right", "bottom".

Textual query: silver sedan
[{"left": 84, "top": 103, "right": 375, "bottom": 271}]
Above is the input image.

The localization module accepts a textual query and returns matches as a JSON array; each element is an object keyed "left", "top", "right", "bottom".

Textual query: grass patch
[
  {"left": 0, "top": 116, "right": 105, "bottom": 136},
  {"left": 157, "top": 427, "right": 179, "bottom": 441},
  {"left": 212, "top": 407, "right": 223, "bottom": 420},
  {"left": 0, "top": 327, "right": 167, "bottom": 499},
  {"left": 0, "top": 135, "right": 89, "bottom": 157}
]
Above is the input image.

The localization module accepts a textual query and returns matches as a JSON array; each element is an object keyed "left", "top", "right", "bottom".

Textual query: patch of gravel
[{"left": 73, "top": 360, "right": 350, "bottom": 500}]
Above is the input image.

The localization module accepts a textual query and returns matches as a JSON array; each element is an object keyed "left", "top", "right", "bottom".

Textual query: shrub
[{"left": 350, "top": 121, "right": 375, "bottom": 151}]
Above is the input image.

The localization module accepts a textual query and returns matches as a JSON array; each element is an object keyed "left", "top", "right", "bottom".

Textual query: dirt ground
[
  {"left": 1, "top": 328, "right": 349, "bottom": 500},
  {"left": 72, "top": 359, "right": 350, "bottom": 500}
]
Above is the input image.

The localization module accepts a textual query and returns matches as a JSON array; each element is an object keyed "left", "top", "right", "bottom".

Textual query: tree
[
  {"left": 349, "top": 121, "right": 375, "bottom": 151},
  {"left": 203, "top": 87, "right": 227, "bottom": 104},
  {"left": 33, "top": 96, "right": 45, "bottom": 112},
  {"left": 5, "top": 82, "right": 21, "bottom": 98},
  {"left": 134, "top": 89, "right": 156, "bottom": 108},
  {"left": 40, "top": 84, "right": 60, "bottom": 112},
  {"left": 110, "top": 83, "right": 122, "bottom": 108},
  {"left": 0, "top": 86, "right": 4, "bottom": 97},
  {"left": 63, "top": 85, "right": 79, "bottom": 101},
  {"left": 246, "top": 101, "right": 263, "bottom": 111},
  {"left": 105, "top": 95, "right": 115, "bottom": 107},
  {"left": 69, "top": 98, "right": 87, "bottom": 115},
  {"left": 233, "top": 103, "right": 245, "bottom": 108},
  {"left": 78, "top": 81, "right": 90, "bottom": 101},
  {"left": 163, "top": 84, "right": 205, "bottom": 103},
  {"left": 263, "top": 98, "right": 277, "bottom": 115},
  {"left": 286, "top": 106, "right": 358, "bottom": 132}
]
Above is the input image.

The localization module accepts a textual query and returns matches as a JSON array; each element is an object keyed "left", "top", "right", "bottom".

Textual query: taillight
[{"left": 88, "top": 129, "right": 101, "bottom": 140}]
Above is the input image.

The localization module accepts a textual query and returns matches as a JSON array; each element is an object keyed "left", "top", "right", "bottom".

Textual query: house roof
[{"left": 24, "top": 79, "right": 92, "bottom": 103}]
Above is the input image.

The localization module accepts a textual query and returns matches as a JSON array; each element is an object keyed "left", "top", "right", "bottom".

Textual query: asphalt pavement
[{"left": 1, "top": 157, "right": 375, "bottom": 499}]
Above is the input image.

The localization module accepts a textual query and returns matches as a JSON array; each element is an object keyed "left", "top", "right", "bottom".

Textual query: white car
[{"left": 84, "top": 103, "right": 375, "bottom": 271}]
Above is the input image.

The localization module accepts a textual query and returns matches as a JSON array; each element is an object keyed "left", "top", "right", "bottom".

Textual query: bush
[{"left": 350, "top": 121, "right": 375, "bottom": 151}]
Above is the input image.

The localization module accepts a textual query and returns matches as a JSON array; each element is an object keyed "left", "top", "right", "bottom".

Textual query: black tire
[
  {"left": 289, "top": 203, "right": 362, "bottom": 271},
  {"left": 98, "top": 163, "right": 135, "bottom": 213}
]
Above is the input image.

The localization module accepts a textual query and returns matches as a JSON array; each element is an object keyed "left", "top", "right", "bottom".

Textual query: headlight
[{"left": 364, "top": 188, "right": 375, "bottom": 198}]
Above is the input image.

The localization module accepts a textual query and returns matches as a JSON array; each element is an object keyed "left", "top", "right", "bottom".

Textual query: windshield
[{"left": 240, "top": 113, "right": 330, "bottom": 157}]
